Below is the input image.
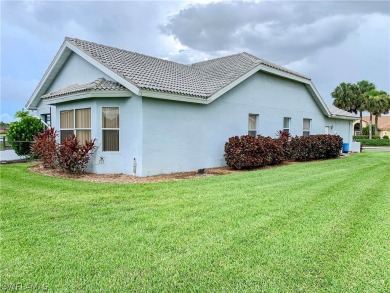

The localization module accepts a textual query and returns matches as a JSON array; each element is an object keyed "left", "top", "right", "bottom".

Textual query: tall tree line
[{"left": 331, "top": 81, "right": 390, "bottom": 139}]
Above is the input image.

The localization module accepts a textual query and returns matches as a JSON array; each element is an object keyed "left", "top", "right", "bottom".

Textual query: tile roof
[
  {"left": 42, "top": 78, "right": 126, "bottom": 99},
  {"left": 328, "top": 105, "right": 359, "bottom": 118},
  {"left": 362, "top": 115, "right": 390, "bottom": 130},
  {"left": 65, "top": 37, "right": 310, "bottom": 99}
]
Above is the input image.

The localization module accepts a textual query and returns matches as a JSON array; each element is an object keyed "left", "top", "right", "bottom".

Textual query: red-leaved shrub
[
  {"left": 290, "top": 135, "right": 343, "bottom": 161},
  {"left": 224, "top": 135, "right": 285, "bottom": 169},
  {"left": 276, "top": 130, "right": 292, "bottom": 160},
  {"left": 57, "top": 134, "right": 96, "bottom": 174},
  {"left": 32, "top": 128, "right": 57, "bottom": 168}
]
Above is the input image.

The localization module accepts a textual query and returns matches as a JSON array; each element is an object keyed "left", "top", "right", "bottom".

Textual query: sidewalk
[
  {"left": 363, "top": 147, "right": 390, "bottom": 152},
  {"left": 0, "top": 149, "right": 23, "bottom": 162}
]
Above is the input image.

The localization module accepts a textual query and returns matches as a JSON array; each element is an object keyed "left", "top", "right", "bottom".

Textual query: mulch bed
[
  {"left": 28, "top": 162, "right": 293, "bottom": 184},
  {"left": 28, "top": 153, "right": 352, "bottom": 184}
]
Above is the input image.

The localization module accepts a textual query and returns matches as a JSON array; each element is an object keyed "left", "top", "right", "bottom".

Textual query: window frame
[
  {"left": 303, "top": 118, "right": 311, "bottom": 137},
  {"left": 283, "top": 117, "right": 291, "bottom": 134},
  {"left": 59, "top": 108, "right": 91, "bottom": 143},
  {"left": 101, "top": 106, "right": 120, "bottom": 152},
  {"left": 60, "top": 109, "right": 75, "bottom": 143},
  {"left": 75, "top": 108, "right": 92, "bottom": 144},
  {"left": 248, "top": 113, "right": 259, "bottom": 137}
]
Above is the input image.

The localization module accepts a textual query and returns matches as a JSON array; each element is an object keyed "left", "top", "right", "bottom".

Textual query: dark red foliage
[
  {"left": 276, "top": 130, "right": 292, "bottom": 160},
  {"left": 290, "top": 135, "right": 343, "bottom": 161},
  {"left": 276, "top": 130, "right": 291, "bottom": 140},
  {"left": 224, "top": 135, "right": 285, "bottom": 170},
  {"left": 32, "top": 128, "right": 57, "bottom": 168},
  {"left": 57, "top": 134, "right": 96, "bottom": 174}
]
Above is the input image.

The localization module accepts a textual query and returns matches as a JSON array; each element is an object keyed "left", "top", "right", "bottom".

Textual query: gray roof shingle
[
  {"left": 65, "top": 37, "right": 310, "bottom": 99},
  {"left": 42, "top": 78, "right": 126, "bottom": 99},
  {"left": 328, "top": 105, "right": 359, "bottom": 118}
]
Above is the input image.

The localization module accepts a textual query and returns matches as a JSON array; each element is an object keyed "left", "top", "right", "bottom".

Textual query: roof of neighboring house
[
  {"left": 63, "top": 37, "right": 310, "bottom": 99},
  {"left": 41, "top": 78, "right": 127, "bottom": 99},
  {"left": 362, "top": 115, "right": 390, "bottom": 130},
  {"left": 327, "top": 105, "right": 359, "bottom": 119}
]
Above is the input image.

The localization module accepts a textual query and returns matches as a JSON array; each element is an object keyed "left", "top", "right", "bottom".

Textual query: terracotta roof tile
[{"left": 362, "top": 115, "right": 390, "bottom": 130}]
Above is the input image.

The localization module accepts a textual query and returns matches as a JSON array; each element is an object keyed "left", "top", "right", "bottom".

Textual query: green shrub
[
  {"left": 7, "top": 116, "right": 43, "bottom": 156},
  {"left": 354, "top": 138, "right": 390, "bottom": 146},
  {"left": 383, "top": 135, "right": 389, "bottom": 140},
  {"left": 362, "top": 125, "right": 376, "bottom": 135},
  {"left": 353, "top": 135, "right": 380, "bottom": 140}
]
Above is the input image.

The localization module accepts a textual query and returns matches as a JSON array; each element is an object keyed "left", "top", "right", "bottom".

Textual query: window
[
  {"left": 248, "top": 114, "right": 258, "bottom": 137},
  {"left": 75, "top": 108, "right": 91, "bottom": 143},
  {"left": 283, "top": 117, "right": 291, "bottom": 133},
  {"left": 303, "top": 118, "right": 311, "bottom": 137},
  {"left": 60, "top": 110, "right": 74, "bottom": 142},
  {"left": 41, "top": 114, "right": 51, "bottom": 130},
  {"left": 102, "top": 107, "right": 119, "bottom": 151},
  {"left": 60, "top": 108, "right": 91, "bottom": 143}
]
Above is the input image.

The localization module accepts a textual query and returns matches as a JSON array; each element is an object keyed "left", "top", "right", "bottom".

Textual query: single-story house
[
  {"left": 26, "top": 37, "right": 358, "bottom": 176},
  {"left": 353, "top": 116, "right": 390, "bottom": 137}
]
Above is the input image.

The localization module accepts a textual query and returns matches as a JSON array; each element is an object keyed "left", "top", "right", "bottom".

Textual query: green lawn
[{"left": 1, "top": 152, "right": 389, "bottom": 292}]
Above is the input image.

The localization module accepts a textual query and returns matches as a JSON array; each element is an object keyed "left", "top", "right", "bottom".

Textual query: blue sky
[{"left": 1, "top": 0, "right": 389, "bottom": 122}]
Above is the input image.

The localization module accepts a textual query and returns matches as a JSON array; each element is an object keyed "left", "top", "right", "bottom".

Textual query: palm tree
[
  {"left": 362, "top": 90, "right": 386, "bottom": 139},
  {"left": 355, "top": 80, "right": 376, "bottom": 133},
  {"left": 331, "top": 82, "right": 357, "bottom": 112},
  {"left": 373, "top": 93, "right": 390, "bottom": 135}
]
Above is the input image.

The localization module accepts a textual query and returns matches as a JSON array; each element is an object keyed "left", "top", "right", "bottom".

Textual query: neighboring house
[
  {"left": 26, "top": 37, "right": 357, "bottom": 176},
  {"left": 0, "top": 125, "right": 7, "bottom": 134},
  {"left": 354, "top": 116, "right": 390, "bottom": 137}
]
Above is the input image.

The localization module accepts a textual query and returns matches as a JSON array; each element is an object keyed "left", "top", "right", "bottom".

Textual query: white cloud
[{"left": 0, "top": 113, "right": 15, "bottom": 123}]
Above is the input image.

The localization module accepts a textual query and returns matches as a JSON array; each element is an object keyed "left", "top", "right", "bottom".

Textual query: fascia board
[
  {"left": 65, "top": 42, "right": 141, "bottom": 96},
  {"left": 139, "top": 90, "right": 208, "bottom": 104},
  {"left": 329, "top": 115, "right": 359, "bottom": 120},
  {"left": 26, "top": 42, "right": 70, "bottom": 109}
]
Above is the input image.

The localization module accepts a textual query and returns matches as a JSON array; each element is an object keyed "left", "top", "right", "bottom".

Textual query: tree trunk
[
  {"left": 369, "top": 113, "right": 373, "bottom": 139},
  {"left": 374, "top": 115, "right": 379, "bottom": 137},
  {"left": 359, "top": 111, "right": 363, "bottom": 133}
]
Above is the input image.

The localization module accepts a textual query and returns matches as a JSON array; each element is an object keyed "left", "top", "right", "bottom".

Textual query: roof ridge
[
  {"left": 191, "top": 52, "right": 248, "bottom": 66},
  {"left": 65, "top": 37, "right": 193, "bottom": 69}
]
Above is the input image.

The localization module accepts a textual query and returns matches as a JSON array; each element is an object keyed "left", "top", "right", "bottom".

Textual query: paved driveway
[
  {"left": 363, "top": 147, "right": 390, "bottom": 152},
  {"left": 0, "top": 150, "right": 23, "bottom": 161}
]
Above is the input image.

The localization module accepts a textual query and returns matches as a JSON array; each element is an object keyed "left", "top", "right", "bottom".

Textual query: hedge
[
  {"left": 290, "top": 135, "right": 343, "bottom": 162},
  {"left": 354, "top": 139, "right": 390, "bottom": 147},
  {"left": 224, "top": 135, "right": 284, "bottom": 169},
  {"left": 224, "top": 134, "right": 343, "bottom": 170}
]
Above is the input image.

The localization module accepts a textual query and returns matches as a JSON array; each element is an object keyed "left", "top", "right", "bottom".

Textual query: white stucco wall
[
  {"left": 35, "top": 52, "right": 114, "bottom": 127},
  {"left": 53, "top": 96, "right": 141, "bottom": 175},
  {"left": 46, "top": 53, "right": 114, "bottom": 93},
  {"left": 34, "top": 58, "right": 353, "bottom": 176},
  {"left": 141, "top": 72, "right": 353, "bottom": 176}
]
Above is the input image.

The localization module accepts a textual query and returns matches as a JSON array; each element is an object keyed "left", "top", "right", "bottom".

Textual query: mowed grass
[{"left": 1, "top": 152, "right": 389, "bottom": 292}]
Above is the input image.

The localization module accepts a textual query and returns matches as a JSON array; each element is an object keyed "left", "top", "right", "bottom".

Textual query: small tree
[
  {"left": 7, "top": 114, "right": 43, "bottom": 156},
  {"left": 15, "top": 109, "right": 30, "bottom": 119},
  {"left": 32, "top": 128, "right": 58, "bottom": 168}
]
